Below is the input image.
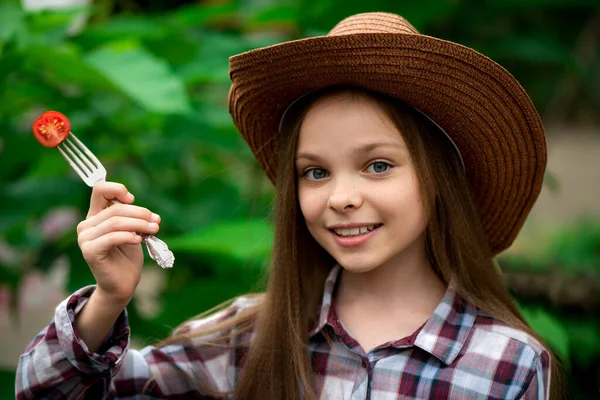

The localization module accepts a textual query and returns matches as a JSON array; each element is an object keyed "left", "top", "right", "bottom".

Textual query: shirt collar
[
  {"left": 308, "top": 265, "right": 339, "bottom": 338},
  {"left": 308, "top": 264, "right": 477, "bottom": 366}
]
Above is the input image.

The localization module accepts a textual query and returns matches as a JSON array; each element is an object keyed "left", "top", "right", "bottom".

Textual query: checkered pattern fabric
[{"left": 16, "top": 265, "right": 550, "bottom": 399}]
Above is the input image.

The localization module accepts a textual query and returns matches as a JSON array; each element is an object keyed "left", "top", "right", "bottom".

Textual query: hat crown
[{"left": 328, "top": 12, "right": 420, "bottom": 36}]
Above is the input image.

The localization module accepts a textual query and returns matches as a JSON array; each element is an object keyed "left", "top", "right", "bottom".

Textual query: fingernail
[
  {"left": 127, "top": 193, "right": 135, "bottom": 201},
  {"left": 151, "top": 213, "right": 160, "bottom": 222},
  {"left": 149, "top": 222, "right": 159, "bottom": 230}
]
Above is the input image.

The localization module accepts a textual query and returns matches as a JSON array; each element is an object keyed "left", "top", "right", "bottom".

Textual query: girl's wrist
[
  {"left": 75, "top": 286, "right": 128, "bottom": 353},
  {"left": 92, "top": 286, "right": 131, "bottom": 313}
]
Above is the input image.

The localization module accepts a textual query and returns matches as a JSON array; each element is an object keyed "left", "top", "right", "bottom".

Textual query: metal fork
[{"left": 57, "top": 133, "right": 174, "bottom": 269}]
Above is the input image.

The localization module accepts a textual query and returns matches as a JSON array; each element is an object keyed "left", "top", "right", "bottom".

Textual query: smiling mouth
[{"left": 330, "top": 224, "right": 383, "bottom": 237}]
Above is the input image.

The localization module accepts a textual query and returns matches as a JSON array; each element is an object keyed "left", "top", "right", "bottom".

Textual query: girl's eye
[
  {"left": 366, "top": 161, "right": 391, "bottom": 174},
  {"left": 304, "top": 168, "right": 329, "bottom": 181}
]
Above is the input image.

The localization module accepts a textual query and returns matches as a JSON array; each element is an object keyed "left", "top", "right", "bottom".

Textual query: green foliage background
[{"left": 1, "top": 0, "right": 599, "bottom": 397}]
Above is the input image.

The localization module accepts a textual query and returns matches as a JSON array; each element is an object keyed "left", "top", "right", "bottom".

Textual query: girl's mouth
[
  {"left": 331, "top": 224, "right": 383, "bottom": 237},
  {"left": 329, "top": 224, "right": 383, "bottom": 247}
]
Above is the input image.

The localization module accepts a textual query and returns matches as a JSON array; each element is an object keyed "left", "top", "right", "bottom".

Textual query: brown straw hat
[{"left": 228, "top": 12, "right": 547, "bottom": 255}]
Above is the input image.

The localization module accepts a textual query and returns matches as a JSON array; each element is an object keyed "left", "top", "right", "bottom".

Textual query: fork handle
[{"left": 111, "top": 199, "right": 175, "bottom": 269}]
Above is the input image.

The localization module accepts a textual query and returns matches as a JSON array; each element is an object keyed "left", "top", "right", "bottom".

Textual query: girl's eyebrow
[
  {"left": 296, "top": 142, "right": 404, "bottom": 162},
  {"left": 350, "top": 142, "right": 404, "bottom": 156}
]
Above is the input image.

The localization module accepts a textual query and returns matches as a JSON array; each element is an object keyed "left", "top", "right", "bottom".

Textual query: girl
[{"left": 17, "top": 12, "right": 564, "bottom": 400}]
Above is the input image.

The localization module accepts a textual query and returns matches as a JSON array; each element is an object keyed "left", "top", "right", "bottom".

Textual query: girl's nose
[{"left": 327, "top": 183, "right": 363, "bottom": 212}]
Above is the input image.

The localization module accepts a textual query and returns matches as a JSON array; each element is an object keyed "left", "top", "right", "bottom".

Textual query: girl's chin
[{"left": 337, "top": 260, "right": 382, "bottom": 274}]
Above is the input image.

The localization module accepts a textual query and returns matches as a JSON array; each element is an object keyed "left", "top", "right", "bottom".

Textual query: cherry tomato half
[{"left": 32, "top": 111, "right": 71, "bottom": 148}]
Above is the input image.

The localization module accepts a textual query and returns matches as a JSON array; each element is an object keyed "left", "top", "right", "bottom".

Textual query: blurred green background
[{"left": 1, "top": 0, "right": 599, "bottom": 397}]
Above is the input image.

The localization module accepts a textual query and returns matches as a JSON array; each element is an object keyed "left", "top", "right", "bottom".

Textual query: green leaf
[
  {"left": 26, "top": 7, "right": 89, "bottom": 35},
  {"left": 483, "top": 35, "right": 583, "bottom": 76},
  {"left": 0, "top": 209, "right": 30, "bottom": 237},
  {"left": 165, "top": 112, "right": 246, "bottom": 152},
  {"left": 67, "top": 252, "right": 95, "bottom": 293},
  {"left": 297, "top": 0, "right": 458, "bottom": 33},
  {"left": 169, "top": 2, "right": 238, "bottom": 27},
  {"left": 177, "top": 32, "right": 252, "bottom": 85},
  {"left": 246, "top": 5, "right": 297, "bottom": 30},
  {"left": 0, "top": 127, "right": 44, "bottom": 181},
  {"left": 166, "top": 219, "right": 273, "bottom": 262},
  {"left": 546, "top": 218, "right": 600, "bottom": 272},
  {"left": 84, "top": 41, "right": 192, "bottom": 114},
  {"left": 83, "top": 16, "right": 166, "bottom": 42},
  {"left": 0, "top": 1, "right": 25, "bottom": 43},
  {"left": 0, "top": 262, "right": 22, "bottom": 289},
  {"left": 564, "top": 319, "right": 600, "bottom": 368},
  {"left": 22, "top": 43, "right": 108, "bottom": 89},
  {"left": 3, "top": 177, "right": 84, "bottom": 208},
  {"left": 153, "top": 276, "right": 256, "bottom": 334},
  {"left": 0, "top": 369, "right": 16, "bottom": 400},
  {"left": 520, "top": 305, "right": 570, "bottom": 362},
  {"left": 488, "top": 0, "right": 600, "bottom": 7},
  {"left": 143, "top": 31, "right": 199, "bottom": 67}
]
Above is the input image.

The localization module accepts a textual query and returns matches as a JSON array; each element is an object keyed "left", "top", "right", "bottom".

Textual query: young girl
[{"left": 16, "top": 12, "right": 564, "bottom": 400}]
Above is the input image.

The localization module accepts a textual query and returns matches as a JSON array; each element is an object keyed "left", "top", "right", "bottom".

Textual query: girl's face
[{"left": 295, "top": 93, "right": 429, "bottom": 274}]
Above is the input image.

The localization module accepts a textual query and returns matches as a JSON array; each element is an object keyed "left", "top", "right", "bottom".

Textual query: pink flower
[{"left": 41, "top": 207, "right": 80, "bottom": 242}]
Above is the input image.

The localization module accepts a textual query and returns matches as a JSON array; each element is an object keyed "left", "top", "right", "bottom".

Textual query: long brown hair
[{"left": 153, "top": 86, "right": 565, "bottom": 399}]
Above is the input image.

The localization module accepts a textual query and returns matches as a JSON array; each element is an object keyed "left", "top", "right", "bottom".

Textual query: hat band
[{"left": 278, "top": 91, "right": 466, "bottom": 171}]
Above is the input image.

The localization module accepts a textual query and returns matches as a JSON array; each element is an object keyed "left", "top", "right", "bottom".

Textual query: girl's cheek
[
  {"left": 299, "top": 190, "right": 327, "bottom": 220},
  {"left": 298, "top": 191, "right": 315, "bottom": 217}
]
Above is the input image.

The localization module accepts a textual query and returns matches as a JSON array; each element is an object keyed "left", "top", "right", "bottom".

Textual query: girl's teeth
[{"left": 334, "top": 225, "right": 379, "bottom": 237}]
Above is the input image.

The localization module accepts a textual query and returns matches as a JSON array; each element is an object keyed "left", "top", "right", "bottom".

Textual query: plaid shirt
[{"left": 16, "top": 265, "right": 550, "bottom": 399}]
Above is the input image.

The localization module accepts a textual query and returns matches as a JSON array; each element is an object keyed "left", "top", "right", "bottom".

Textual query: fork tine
[
  {"left": 57, "top": 146, "right": 90, "bottom": 182},
  {"left": 68, "top": 133, "right": 102, "bottom": 169},
  {"left": 60, "top": 139, "right": 93, "bottom": 176},
  {"left": 63, "top": 137, "right": 98, "bottom": 174}
]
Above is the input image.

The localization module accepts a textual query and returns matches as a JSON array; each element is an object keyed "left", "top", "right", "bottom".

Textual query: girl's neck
[{"left": 333, "top": 237, "right": 447, "bottom": 352}]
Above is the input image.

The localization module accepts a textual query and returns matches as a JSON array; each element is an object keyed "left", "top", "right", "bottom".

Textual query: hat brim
[{"left": 228, "top": 33, "right": 547, "bottom": 255}]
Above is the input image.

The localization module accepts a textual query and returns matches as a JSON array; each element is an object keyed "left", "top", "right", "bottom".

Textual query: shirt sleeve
[
  {"left": 519, "top": 349, "right": 551, "bottom": 400},
  {"left": 15, "top": 285, "right": 244, "bottom": 399}
]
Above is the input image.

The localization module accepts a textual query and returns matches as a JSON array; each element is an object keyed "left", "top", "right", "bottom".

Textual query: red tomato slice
[{"left": 32, "top": 111, "right": 71, "bottom": 148}]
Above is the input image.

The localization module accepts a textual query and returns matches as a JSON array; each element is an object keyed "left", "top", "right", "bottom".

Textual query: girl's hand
[{"left": 76, "top": 182, "right": 161, "bottom": 307}]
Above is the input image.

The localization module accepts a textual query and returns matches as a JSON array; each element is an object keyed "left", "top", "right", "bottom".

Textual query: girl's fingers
[
  {"left": 87, "top": 182, "right": 135, "bottom": 218},
  {"left": 80, "top": 231, "right": 143, "bottom": 259},
  {"left": 78, "top": 216, "right": 160, "bottom": 243},
  {"left": 78, "top": 203, "right": 160, "bottom": 234}
]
